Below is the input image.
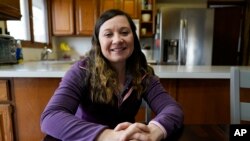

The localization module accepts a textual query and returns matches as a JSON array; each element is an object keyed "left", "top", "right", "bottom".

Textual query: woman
[{"left": 41, "top": 9, "right": 183, "bottom": 141}]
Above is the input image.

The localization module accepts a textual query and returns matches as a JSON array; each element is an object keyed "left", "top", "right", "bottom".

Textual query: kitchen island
[{"left": 0, "top": 61, "right": 234, "bottom": 141}]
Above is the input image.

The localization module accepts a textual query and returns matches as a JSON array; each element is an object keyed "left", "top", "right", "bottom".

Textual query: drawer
[{"left": 0, "top": 80, "right": 9, "bottom": 101}]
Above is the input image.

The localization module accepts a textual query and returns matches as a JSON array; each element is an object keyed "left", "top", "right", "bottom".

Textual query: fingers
[
  {"left": 130, "top": 122, "right": 150, "bottom": 133},
  {"left": 114, "top": 122, "right": 132, "bottom": 131},
  {"left": 114, "top": 122, "right": 149, "bottom": 132},
  {"left": 130, "top": 132, "right": 150, "bottom": 141},
  {"left": 118, "top": 123, "right": 150, "bottom": 141}
]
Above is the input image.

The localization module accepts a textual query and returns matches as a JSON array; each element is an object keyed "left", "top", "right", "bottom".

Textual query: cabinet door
[
  {"left": 0, "top": 104, "right": 13, "bottom": 141},
  {"left": 99, "top": 0, "right": 139, "bottom": 19},
  {"left": 51, "top": 0, "right": 74, "bottom": 35},
  {"left": 120, "top": 0, "right": 138, "bottom": 18},
  {"left": 0, "top": 80, "right": 8, "bottom": 101},
  {"left": 75, "top": 0, "right": 97, "bottom": 35},
  {"left": 99, "top": 0, "right": 119, "bottom": 15},
  {"left": 13, "top": 78, "right": 61, "bottom": 141},
  {"left": 0, "top": 0, "right": 21, "bottom": 20}
]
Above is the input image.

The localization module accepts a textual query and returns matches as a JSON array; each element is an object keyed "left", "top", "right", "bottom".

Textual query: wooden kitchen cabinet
[
  {"left": 0, "top": 79, "right": 14, "bottom": 141},
  {"left": 99, "top": 0, "right": 156, "bottom": 37},
  {"left": 0, "top": 105, "right": 14, "bottom": 141},
  {"left": 99, "top": 0, "right": 118, "bottom": 13},
  {"left": 5, "top": 77, "right": 232, "bottom": 140},
  {"left": 0, "top": 0, "right": 21, "bottom": 20},
  {"left": 50, "top": 0, "right": 74, "bottom": 35},
  {"left": 13, "top": 78, "right": 60, "bottom": 141},
  {"left": 49, "top": 0, "right": 97, "bottom": 36},
  {"left": 11, "top": 77, "right": 148, "bottom": 141},
  {"left": 0, "top": 80, "right": 9, "bottom": 101},
  {"left": 160, "top": 79, "right": 230, "bottom": 124},
  {"left": 99, "top": 0, "right": 139, "bottom": 19},
  {"left": 75, "top": 0, "right": 97, "bottom": 35}
]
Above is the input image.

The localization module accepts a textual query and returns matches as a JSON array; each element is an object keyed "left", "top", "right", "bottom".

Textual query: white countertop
[
  {"left": 0, "top": 61, "right": 237, "bottom": 79},
  {"left": 0, "top": 61, "right": 70, "bottom": 78},
  {"left": 151, "top": 65, "right": 231, "bottom": 79}
]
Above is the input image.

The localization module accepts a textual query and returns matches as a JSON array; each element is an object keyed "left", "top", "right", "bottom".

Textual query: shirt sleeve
[
  {"left": 40, "top": 60, "right": 108, "bottom": 141},
  {"left": 143, "top": 75, "right": 184, "bottom": 137}
]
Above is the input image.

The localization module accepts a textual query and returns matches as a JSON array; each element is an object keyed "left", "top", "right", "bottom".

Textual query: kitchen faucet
[{"left": 41, "top": 46, "right": 53, "bottom": 60}]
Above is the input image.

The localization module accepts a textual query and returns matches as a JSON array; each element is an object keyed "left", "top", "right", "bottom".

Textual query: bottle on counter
[{"left": 16, "top": 40, "right": 24, "bottom": 64}]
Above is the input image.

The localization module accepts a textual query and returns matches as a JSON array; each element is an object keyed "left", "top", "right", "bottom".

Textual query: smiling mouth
[{"left": 110, "top": 47, "right": 126, "bottom": 52}]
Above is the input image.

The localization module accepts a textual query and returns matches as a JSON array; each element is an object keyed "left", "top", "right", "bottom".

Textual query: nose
[{"left": 113, "top": 33, "right": 123, "bottom": 44}]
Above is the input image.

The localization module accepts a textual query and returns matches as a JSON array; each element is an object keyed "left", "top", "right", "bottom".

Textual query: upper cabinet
[
  {"left": 75, "top": 0, "right": 97, "bottom": 35},
  {"left": 99, "top": 0, "right": 156, "bottom": 38},
  {"left": 48, "top": 0, "right": 155, "bottom": 37},
  {"left": 50, "top": 0, "right": 74, "bottom": 35},
  {"left": 100, "top": 0, "right": 139, "bottom": 19},
  {"left": 48, "top": 0, "right": 97, "bottom": 36},
  {"left": 0, "top": 0, "right": 21, "bottom": 20}
]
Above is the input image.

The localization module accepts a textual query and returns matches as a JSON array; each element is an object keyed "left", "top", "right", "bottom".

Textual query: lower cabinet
[
  {"left": 13, "top": 78, "right": 61, "bottom": 141},
  {"left": 0, "top": 79, "right": 14, "bottom": 141},
  {"left": 3, "top": 78, "right": 231, "bottom": 140},
  {"left": 160, "top": 79, "right": 230, "bottom": 124},
  {"left": 0, "top": 104, "right": 13, "bottom": 141}
]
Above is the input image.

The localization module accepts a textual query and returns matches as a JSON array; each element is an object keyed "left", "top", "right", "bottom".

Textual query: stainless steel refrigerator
[{"left": 154, "top": 8, "right": 214, "bottom": 65}]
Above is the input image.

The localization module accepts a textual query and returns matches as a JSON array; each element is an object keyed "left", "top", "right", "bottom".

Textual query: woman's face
[{"left": 98, "top": 15, "right": 134, "bottom": 65}]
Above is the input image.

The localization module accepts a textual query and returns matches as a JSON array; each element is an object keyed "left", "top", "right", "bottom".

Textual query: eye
[
  {"left": 104, "top": 32, "right": 113, "bottom": 37},
  {"left": 122, "top": 31, "right": 129, "bottom": 35},
  {"left": 121, "top": 30, "right": 130, "bottom": 36}
]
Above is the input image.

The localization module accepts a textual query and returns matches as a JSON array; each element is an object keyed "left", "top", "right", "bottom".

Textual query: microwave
[{"left": 0, "top": 34, "right": 17, "bottom": 64}]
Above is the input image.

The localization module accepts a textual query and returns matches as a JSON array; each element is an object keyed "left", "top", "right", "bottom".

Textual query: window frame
[{"left": 6, "top": 0, "right": 51, "bottom": 48}]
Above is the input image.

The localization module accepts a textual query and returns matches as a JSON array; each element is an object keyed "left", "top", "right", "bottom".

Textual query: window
[{"left": 6, "top": 0, "right": 49, "bottom": 48}]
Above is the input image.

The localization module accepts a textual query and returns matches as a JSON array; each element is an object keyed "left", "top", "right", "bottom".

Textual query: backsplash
[
  {"left": 19, "top": 37, "right": 91, "bottom": 61},
  {"left": 53, "top": 37, "right": 92, "bottom": 60}
]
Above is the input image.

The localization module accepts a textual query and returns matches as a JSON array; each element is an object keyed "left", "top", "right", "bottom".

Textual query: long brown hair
[{"left": 85, "top": 9, "right": 154, "bottom": 105}]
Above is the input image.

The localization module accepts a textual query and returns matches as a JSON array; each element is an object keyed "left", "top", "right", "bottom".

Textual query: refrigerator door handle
[
  {"left": 179, "top": 19, "right": 187, "bottom": 65},
  {"left": 184, "top": 19, "right": 188, "bottom": 64}
]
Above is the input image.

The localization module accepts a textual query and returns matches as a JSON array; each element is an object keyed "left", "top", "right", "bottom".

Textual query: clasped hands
[{"left": 97, "top": 121, "right": 164, "bottom": 141}]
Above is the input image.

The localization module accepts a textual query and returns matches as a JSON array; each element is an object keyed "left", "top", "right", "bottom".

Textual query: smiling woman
[
  {"left": 40, "top": 9, "right": 183, "bottom": 141},
  {"left": 6, "top": 0, "right": 49, "bottom": 48}
]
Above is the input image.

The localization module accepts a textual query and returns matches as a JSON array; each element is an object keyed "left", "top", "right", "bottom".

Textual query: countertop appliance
[
  {"left": 0, "top": 34, "right": 17, "bottom": 64},
  {"left": 154, "top": 8, "right": 214, "bottom": 65}
]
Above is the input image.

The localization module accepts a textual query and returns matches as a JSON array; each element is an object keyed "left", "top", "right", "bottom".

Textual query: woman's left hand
[{"left": 146, "top": 123, "right": 164, "bottom": 141}]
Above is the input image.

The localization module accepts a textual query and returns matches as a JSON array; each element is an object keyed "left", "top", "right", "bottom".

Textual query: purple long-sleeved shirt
[{"left": 40, "top": 59, "right": 183, "bottom": 141}]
